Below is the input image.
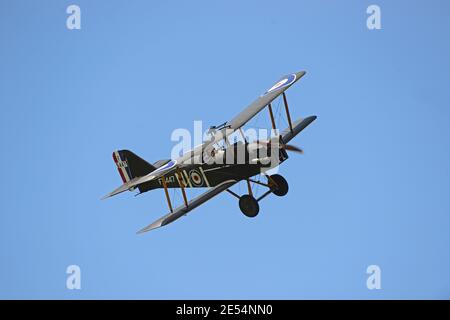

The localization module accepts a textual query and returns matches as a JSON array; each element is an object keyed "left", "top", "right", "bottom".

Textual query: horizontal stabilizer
[
  {"left": 101, "top": 177, "right": 140, "bottom": 200},
  {"left": 102, "top": 160, "right": 179, "bottom": 199},
  {"left": 137, "top": 179, "right": 238, "bottom": 234}
]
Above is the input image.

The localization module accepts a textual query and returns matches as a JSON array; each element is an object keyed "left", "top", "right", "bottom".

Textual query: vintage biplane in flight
[{"left": 103, "top": 71, "right": 317, "bottom": 233}]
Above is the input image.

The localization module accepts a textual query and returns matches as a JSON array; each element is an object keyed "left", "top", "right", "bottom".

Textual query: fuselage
[{"left": 137, "top": 140, "right": 288, "bottom": 193}]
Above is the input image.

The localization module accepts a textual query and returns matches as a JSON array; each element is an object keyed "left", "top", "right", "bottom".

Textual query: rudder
[{"left": 112, "top": 150, "right": 156, "bottom": 183}]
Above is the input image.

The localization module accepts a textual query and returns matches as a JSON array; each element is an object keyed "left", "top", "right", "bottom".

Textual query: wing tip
[
  {"left": 294, "top": 70, "right": 306, "bottom": 80},
  {"left": 100, "top": 192, "right": 113, "bottom": 200},
  {"left": 136, "top": 220, "right": 164, "bottom": 234}
]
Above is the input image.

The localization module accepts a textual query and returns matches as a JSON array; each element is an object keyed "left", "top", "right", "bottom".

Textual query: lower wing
[{"left": 137, "top": 179, "right": 238, "bottom": 234}]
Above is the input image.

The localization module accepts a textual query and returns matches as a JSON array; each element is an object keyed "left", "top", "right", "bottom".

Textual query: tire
[
  {"left": 239, "top": 195, "right": 260, "bottom": 218},
  {"left": 269, "top": 174, "right": 289, "bottom": 197}
]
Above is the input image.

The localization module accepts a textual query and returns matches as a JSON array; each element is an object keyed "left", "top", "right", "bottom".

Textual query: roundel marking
[
  {"left": 189, "top": 170, "right": 204, "bottom": 187},
  {"left": 264, "top": 74, "right": 297, "bottom": 95}
]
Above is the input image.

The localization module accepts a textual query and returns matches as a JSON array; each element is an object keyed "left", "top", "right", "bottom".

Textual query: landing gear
[
  {"left": 239, "top": 195, "right": 260, "bottom": 217},
  {"left": 232, "top": 175, "right": 288, "bottom": 217},
  {"left": 268, "top": 174, "right": 289, "bottom": 197}
]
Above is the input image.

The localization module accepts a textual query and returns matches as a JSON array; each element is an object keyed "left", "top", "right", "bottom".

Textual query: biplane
[{"left": 103, "top": 71, "right": 317, "bottom": 233}]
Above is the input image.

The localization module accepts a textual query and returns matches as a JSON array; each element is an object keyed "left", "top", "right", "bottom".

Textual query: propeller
[
  {"left": 282, "top": 143, "right": 303, "bottom": 154},
  {"left": 256, "top": 139, "right": 304, "bottom": 154}
]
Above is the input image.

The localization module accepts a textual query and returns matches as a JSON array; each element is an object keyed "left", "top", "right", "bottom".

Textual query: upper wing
[
  {"left": 228, "top": 71, "right": 306, "bottom": 130},
  {"left": 204, "top": 71, "right": 306, "bottom": 146},
  {"left": 101, "top": 160, "right": 179, "bottom": 199},
  {"left": 137, "top": 179, "right": 238, "bottom": 234}
]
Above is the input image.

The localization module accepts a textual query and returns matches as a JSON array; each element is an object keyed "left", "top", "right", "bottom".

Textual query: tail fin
[{"left": 112, "top": 150, "right": 156, "bottom": 183}]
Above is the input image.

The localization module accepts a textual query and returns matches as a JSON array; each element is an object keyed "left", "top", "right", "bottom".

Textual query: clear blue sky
[{"left": 1, "top": 0, "right": 450, "bottom": 299}]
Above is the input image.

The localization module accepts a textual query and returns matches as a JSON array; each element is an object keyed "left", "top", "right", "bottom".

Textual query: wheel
[
  {"left": 239, "top": 195, "right": 260, "bottom": 217},
  {"left": 269, "top": 174, "right": 289, "bottom": 196}
]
